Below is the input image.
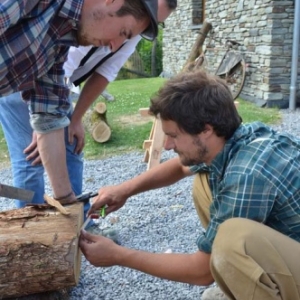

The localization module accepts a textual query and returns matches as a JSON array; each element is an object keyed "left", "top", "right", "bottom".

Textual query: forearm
[
  {"left": 117, "top": 247, "right": 213, "bottom": 286},
  {"left": 37, "top": 129, "right": 73, "bottom": 198},
  {"left": 71, "top": 73, "right": 109, "bottom": 122},
  {"left": 120, "top": 157, "right": 191, "bottom": 198}
]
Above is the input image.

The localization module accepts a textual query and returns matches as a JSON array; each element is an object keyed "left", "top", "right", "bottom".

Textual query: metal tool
[
  {"left": 81, "top": 215, "right": 93, "bottom": 231},
  {"left": 76, "top": 192, "right": 98, "bottom": 203},
  {"left": 80, "top": 206, "right": 106, "bottom": 231},
  {"left": 0, "top": 183, "right": 34, "bottom": 202},
  {"left": 24, "top": 191, "right": 99, "bottom": 207}
]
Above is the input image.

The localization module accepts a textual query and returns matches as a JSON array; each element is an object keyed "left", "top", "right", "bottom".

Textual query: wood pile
[{"left": 83, "top": 102, "right": 111, "bottom": 143}]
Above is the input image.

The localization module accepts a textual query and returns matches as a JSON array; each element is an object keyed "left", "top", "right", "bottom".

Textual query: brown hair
[
  {"left": 149, "top": 70, "right": 242, "bottom": 139},
  {"left": 116, "top": 0, "right": 149, "bottom": 21}
]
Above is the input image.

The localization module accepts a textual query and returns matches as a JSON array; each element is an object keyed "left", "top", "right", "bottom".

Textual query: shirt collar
[
  {"left": 57, "top": 0, "right": 84, "bottom": 46},
  {"left": 189, "top": 128, "right": 244, "bottom": 177},
  {"left": 209, "top": 122, "right": 272, "bottom": 179},
  {"left": 58, "top": 0, "right": 83, "bottom": 29}
]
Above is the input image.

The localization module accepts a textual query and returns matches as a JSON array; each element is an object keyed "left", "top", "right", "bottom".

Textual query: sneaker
[
  {"left": 202, "top": 287, "right": 228, "bottom": 300},
  {"left": 86, "top": 224, "right": 119, "bottom": 244},
  {"left": 101, "top": 90, "right": 115, "bottom": 102}
]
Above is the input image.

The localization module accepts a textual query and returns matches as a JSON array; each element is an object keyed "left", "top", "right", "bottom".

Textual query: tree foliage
[{"left": 136, "top": 29, "right": 163, "bottom": 77}]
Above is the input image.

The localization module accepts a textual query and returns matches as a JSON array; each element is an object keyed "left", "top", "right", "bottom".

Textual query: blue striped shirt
[
  {"left": 191, "top": 122, "right": 300, "bottom": 253},
  {"left": 0, "top": 0, "right": 82, "bottom": 132}
]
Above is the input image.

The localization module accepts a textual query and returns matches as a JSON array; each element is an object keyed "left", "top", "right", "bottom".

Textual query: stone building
[{"left": 162, "top": 0, "right": 298, "bottom": 108}]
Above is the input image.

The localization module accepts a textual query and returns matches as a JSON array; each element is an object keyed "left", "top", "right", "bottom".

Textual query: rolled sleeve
[
  {"left": 197, "top": 234, "right": 213, "bottom": 253},
  {"left": 30, "top": 114, "right": 70, "bottom": 133}
]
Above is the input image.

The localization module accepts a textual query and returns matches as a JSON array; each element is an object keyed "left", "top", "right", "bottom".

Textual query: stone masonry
[{"left": 162, "top": 0, "right": 299, "bottom": 108}]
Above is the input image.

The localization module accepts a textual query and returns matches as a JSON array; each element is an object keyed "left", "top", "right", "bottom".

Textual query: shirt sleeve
[
  {"left": 22, "top": 46, "right": 71, "bottom": 133},
  {"left": 197, "top": 173, "right": 276, "bottom": 253},
  {"left": 0, "top": 1, "right": 41, "bottom": 35},
  {"left": 95, "top": 36, "right": 141, "bottom": 82}
]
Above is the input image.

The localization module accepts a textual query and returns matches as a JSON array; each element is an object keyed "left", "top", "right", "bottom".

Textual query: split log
[
  {"left": 0, "top": 202, "right": 84, "bottom": 298},
  {"left": 83, "top": 102, "right": 111, "bottom": 143},
  {"left": 182, "top": 21, "right": 212, "bottom": 72}
]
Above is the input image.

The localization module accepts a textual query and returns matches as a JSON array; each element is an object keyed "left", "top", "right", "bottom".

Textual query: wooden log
[
  {"left": 92, "top": 121, "right": 111, "bottom": 143},
  {"left": 0, "top": 202, "right": 84, "bottom": 298},
  {"left": 83, "top": 102, "right": 111, "bottom": 143},
  {"left": 94, "top": 102, "right": 107, "bottom": 116},
  {"left": 182, "top": 21, "right": 212, "bottom": 72}
]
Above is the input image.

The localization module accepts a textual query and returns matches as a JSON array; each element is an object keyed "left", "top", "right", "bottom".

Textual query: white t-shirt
[{"left": 64, "top": 35, "right": 141, "bottom": 85}]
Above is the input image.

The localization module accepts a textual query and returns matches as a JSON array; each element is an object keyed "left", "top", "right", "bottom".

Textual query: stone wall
[
  {"left": 162, "top": 0, "right": 200, "bottom": 78},
  {"left": 163, "top": 0, "right": 298, "bottom": 108}
]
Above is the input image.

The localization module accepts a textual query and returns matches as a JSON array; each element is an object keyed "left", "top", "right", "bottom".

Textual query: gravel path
[{"left": 1, "top": 108, "right": 300, "bottom": 300}]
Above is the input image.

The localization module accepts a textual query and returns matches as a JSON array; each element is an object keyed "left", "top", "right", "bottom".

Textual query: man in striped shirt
[
  {"left": 0, "top": 0, "right": 158, "bottom": 203},
  {"left": 81, "top": 70, "right": 300, "bottom": 300}
]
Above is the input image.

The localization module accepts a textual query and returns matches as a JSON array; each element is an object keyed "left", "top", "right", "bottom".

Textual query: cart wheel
[{"left": 222, "top": 59, "right": 246, "bottom": 100}]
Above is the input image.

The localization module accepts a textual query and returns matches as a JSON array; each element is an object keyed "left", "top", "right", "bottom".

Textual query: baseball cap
[{"left": 140, "top": 0, "right": 158, "bottom": 41}]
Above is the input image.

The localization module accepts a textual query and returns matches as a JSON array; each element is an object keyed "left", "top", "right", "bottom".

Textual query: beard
[
  {"left": 177, "top": 136, "right": 208, "bottom": 166},
  {"left": 76, "top": 10, "right": 105, "bottom": 46},
  {"left": 76, "top": 23, "right": 90, "bottom": 46}
]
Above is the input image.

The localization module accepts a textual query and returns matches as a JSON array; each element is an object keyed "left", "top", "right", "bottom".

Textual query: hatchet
[{"left": 0, "top": 183, "right": 34, "bottom": 202}]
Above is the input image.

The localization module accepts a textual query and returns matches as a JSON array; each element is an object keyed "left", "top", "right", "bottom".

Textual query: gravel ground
[{"left": 0, "top": 108, "right": 300, "bottom": 300}]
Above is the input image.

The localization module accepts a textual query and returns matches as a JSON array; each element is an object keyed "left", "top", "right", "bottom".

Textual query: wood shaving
[{"left": 44, "top": 194, "right": 70, "bottom": 215}]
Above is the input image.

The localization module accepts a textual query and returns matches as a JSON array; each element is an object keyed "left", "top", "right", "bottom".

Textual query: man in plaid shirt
[
  {"left": 0, "top": 0, "right": 158, "bottom": 203},
  {"left": 81, "top": 70, "right": 300, "bottom": 300}
]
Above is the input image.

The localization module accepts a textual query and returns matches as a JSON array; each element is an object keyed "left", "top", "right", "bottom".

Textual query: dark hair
[
  {"left": 117, "top": 0, "right": 177, "bottom": 20},
  {"left": 116, "top": 0, "right": 149, "bottom": 21},
  {"left": 149, "top": 70, "right": 242, "bottom": 139}
]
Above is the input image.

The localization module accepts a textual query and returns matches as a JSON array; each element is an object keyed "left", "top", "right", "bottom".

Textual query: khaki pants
[{"left": 192, "top": 173, "right": 300, "bottom": 300}]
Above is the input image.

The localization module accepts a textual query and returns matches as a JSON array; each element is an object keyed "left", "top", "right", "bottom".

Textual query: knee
[{"left": 211, "top": 218, "right": 256, "bottom": 270}]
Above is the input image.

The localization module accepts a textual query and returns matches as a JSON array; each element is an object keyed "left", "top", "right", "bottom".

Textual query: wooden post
[
  {"left": 0, "top": 203, "right": 84, "bottom": 298},
  {"left": 182, "top": 21, "right": 213, "bottom": 72}
]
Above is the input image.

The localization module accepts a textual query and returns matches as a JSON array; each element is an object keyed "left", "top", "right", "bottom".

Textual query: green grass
[
  {"left": 84, "top": 77, "right": 167, "bottom": 159},
  {"left": 0, "top": 77, "right": 281, "bottom": 165}
]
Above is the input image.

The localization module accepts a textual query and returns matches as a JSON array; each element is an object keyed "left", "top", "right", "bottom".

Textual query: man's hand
[
  {"left": 24, "top": 131, "right": 42, "bottom": 165},
  {"left": 68, "top": 119, "right": 85, "bottom": 154},
  {"left": 88, "top": 185, "right": 128, "bottom": 216},
  {"left": 79, "top": 230, "right": 121, "bottom": 267}
]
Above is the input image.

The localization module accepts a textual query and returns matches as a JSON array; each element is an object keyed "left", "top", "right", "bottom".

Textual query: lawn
[{"left": 0, "top": 77, "right": 281, "bottom": 165}]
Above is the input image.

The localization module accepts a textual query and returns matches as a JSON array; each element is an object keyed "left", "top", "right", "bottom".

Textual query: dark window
[{"left": 192, "top": 0, "right": 205, "bottom": 25}]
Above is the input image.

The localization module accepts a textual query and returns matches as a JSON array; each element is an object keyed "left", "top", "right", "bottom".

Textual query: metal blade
[
  {"left": 80, "top": 216, "right": 92, "bottom": 231},
  {"left": 0, "top": 183, "right": 34, "bottom": 202}
]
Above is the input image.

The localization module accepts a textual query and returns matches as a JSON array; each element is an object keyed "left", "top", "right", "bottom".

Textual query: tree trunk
[
  {"left": 0, "top": 203, "right": 84, "bottom": 298},
  {"left": 151, "top": 38, "right": 157, "bottom": 77},
  {"left": 83, "top": 102, "right": 111, "bottom": 143},
  {"left": 182, "top": 21, "right": 212, "bottom": 72}
]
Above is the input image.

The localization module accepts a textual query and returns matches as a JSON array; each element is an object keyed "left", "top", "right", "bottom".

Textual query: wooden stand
[
  {"left": 139, "top": 108, "right": 165, "bottom": 170},
  {"left": 0, "top": 203, "right": 84, "bottom": 298}
]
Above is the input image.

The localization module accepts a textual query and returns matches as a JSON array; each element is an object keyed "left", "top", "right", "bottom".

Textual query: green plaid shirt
[{"left": 191, "top": 122, "right": 300, "bottom": 253}]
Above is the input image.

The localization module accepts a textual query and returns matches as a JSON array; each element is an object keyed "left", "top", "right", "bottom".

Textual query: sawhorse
[{"left": 139, "top": 108, "right": 165, "bottom": 170}]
